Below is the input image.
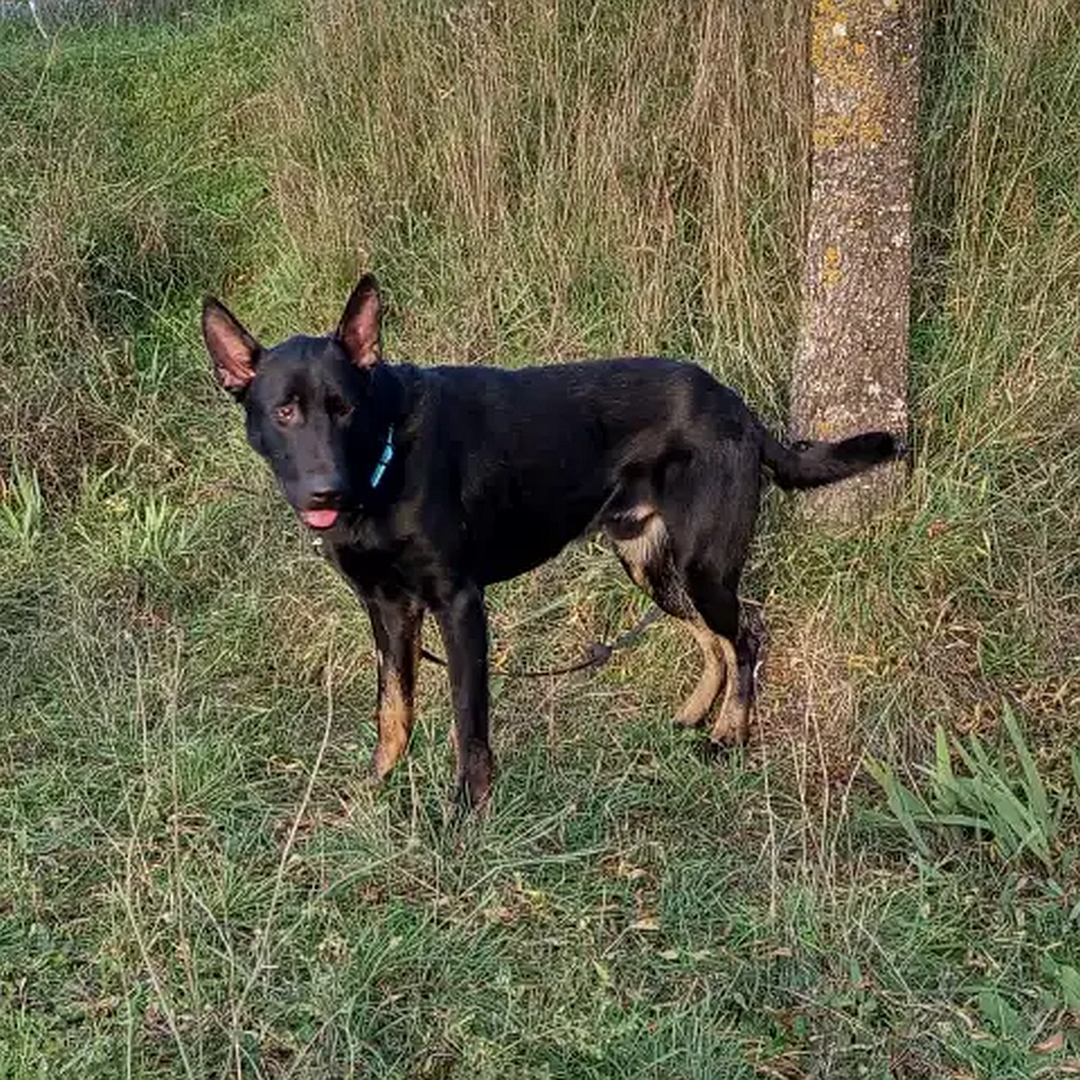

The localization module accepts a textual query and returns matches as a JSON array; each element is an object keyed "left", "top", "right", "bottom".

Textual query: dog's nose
[{"left": 303, "top": 477, "right": 343, "bottom": 508}]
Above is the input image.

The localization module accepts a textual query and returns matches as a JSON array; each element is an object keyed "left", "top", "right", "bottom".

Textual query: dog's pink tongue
[{"left": 302, "top": 508, "right": 339, "bottom": 529}]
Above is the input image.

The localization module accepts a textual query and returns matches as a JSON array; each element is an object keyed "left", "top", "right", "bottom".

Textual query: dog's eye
[
  {"left": 274, "top": 403, "right": 297, "bottom": 424},
  {"left": 329, "top": 398, "right": 354, "bottom": 419}
]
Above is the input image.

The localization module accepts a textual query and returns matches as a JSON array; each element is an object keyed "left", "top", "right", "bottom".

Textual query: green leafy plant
[
  {"left": 867, "top": 702, "right": 1079, "bottom": 870},
  {"left": 0, "top": 460, "right": 44, "bottom": 554}
]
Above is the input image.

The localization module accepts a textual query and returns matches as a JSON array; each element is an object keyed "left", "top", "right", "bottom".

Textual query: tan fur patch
[
  {"left": 708, "top": 635, "right": 750, "bottom": 744},
  {"left": 371, "top": 660, "right": 414, "bottom": 780},
  {"left": 674, "top": 619, "right": 727, "bottom": 726},
  {"left": 614, "top": 512, "right": 665, "bottom": 591}
]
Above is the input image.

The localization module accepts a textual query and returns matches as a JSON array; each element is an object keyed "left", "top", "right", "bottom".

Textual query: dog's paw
[
  {"left": 453, "top": 742, "right": 494, "bottom": 814},
  {"left": 708, "top": 699, "right": 750, "bottom": 747},
  {"left": 363, "top": 768, "right": 386, "bottom": 790},
  {"left": 694, "top": 731, "right": 750, "bottom": 764},
  {"left": 672, "top": 704, "right": 710, "bottom": 729},
  {"left": 694, "top": 738, "right": 728, "bottom": 764}
]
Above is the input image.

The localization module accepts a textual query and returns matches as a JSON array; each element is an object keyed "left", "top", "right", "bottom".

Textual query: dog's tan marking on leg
[
  {"left": 674, "top": 619, "right": 726, "bottom": 727},
  {"left": 371, "top": 664, "right": 412, "bottom": 780},
  {"left": 369, "top": 629, "right": 420, "bottom": 782},
  {"left": 708, "top": 635, "right": 749, "bottom": 744}
]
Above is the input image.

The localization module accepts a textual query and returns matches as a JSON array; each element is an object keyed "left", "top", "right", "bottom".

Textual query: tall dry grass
[{"left": 265, "top": 0, "right": 809, "bottom": 411}]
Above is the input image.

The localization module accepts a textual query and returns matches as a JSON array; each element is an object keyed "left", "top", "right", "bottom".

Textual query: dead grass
[{"left": 261, "top": 0, "right": 807, "bottom": 399}]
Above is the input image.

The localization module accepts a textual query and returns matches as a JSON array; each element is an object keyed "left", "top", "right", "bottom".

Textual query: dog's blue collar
[{"left": 369, "top": 424, "right": 395, "bottom": 488}]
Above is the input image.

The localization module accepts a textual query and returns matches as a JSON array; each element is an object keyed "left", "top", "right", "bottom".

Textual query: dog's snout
[{"left": 302, "top": 477, "right": 343, "bottom": 508}]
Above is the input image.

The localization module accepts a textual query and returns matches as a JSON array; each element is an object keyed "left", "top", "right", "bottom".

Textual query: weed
[
  {"left": 867, "top": 701, "right": 1080, "bottom": 871},
  {"left": 0, "top": 460, "right": 44, "bottom": 555}
]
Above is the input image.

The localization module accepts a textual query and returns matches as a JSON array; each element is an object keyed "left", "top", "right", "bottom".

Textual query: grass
[{"left": 2, "top": 0, "right": 1079, "bottom": 1075}]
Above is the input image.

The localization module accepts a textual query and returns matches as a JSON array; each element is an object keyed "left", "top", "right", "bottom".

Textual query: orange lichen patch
[
  {"left": 821, "top": 243, "right": 843, "bottom": 287},
  {"left": 813, "top": 113, "right": 886, "bottom": 151},
  {"left": 809, "top": 0, "right": 912, "bottom": 151}
]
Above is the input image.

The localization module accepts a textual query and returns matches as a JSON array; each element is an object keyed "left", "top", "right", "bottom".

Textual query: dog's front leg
[
  {"left": 435, "top": 585, "right": 494, "bottom": 809},
  {"left": 365, "top": 596, "right": 425, "bottom": 785}
]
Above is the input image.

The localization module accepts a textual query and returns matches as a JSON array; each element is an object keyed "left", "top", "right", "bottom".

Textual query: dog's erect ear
[
  {"left": 337, "top": 273, "right": 381, "bottom": 369},
  {"left": 202, "top": 297, "right": 259, "bottom": 397}
]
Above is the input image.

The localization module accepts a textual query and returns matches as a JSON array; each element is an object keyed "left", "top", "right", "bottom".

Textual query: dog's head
[{"left": 202, "top": 274, "right": 392, "bottom": 530}]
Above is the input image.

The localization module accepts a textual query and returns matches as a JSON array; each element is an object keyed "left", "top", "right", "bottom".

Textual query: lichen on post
[{"left": 791, "top": 0, "right": 918, "bottom": 523}]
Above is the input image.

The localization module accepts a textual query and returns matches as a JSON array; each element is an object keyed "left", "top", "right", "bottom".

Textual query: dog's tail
[{"left": 761, "top": 429, "right": 902, "bottom": 490}]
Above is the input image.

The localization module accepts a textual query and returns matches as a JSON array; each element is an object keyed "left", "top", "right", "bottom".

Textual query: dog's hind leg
[
  {"left": 674, "top": 619, "right": 728, "bottom": 727},
  {"left": 365, "top": 597, "right": 425, "bottom": 783},
  {"left": 682, "top": 562, "right": 754, "bottom": 746},
  {"left": 656, "top": 449, "right": 762, "bottom": 746},
  {"left": 608, "top": 507, "right": 727, "bottom": 728}
]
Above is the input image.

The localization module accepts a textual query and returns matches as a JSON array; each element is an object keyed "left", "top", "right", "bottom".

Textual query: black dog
[{"left": 203, "top": 274, "right": 899, "bottom": 807}]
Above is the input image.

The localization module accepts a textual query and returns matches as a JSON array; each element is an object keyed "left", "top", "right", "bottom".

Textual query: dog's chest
[{"left": 322, "top": 532, "right": 438, "bottom": 602}]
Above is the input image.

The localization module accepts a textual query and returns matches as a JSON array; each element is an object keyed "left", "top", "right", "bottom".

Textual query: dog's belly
[
  {"left": 472, "top": 520, "right": 590, "bottom": 584},
  {"left": 467, "top": 501, "right": 599, "bottom": 585}
]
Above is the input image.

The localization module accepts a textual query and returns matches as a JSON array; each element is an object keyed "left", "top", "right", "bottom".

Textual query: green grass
[{"left": 2, "top": 0, "right": 1080, "bottom": 1076}]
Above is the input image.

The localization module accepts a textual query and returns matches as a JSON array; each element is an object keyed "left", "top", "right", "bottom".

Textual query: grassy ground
[{"left": 2, "top": 0, "right": 1079, "bottom": 1076}]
